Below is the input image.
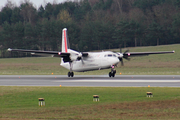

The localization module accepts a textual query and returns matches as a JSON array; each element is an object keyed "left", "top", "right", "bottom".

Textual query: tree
[
  {"left": 43, "top": 3, "right": 53, "bottom": 19},
  {"left": 57, "top": 9, "right": 72, "bottom": 23},
  {"left": 11, "top": 7, "right": 22, "bottom": 24},
  {"left": 128, "top": 20, "right": 142, "bottom": 47},
  {"left": 37, "top": 5, "right": 45, "bottom": 18},
  {"left": 13, "top": 21, "right": 24, "bottom": 48},
  {"left": 80, "top": 21, "right": 95, "bottom": 51},
  {"left": 172, "top": 13, "right": 180, "bottom": 43},
  {"left": 40, "top": 18, "right": 51, "bottom": 50},
  {"left": 20, "top": 1, "right": 37, "bottom": 24},
  {"left": 147, "top": 21, "right": 163, "bottom": 46},
  {"left": 1, "top": 0, "right": 180, "bottom": 58},
  {"left": 73, "top": 0, "right": 91, "bottom": 21},
  {"left": 115, "top": 20, "right": 132, "bottom": 48},
  {"left": 129, "top": 8, "right": 145, "bottom": 24},
  {"left": 24, "top": 23, "right": 38, "bottom": 49},
  {"left": 133, "top": 0, "right": 162, "bottom": 11},
  {"left": 0, "top": 7, "right": 12, "bottom": 24},
  {"left": 2, "top": 22, "right": 13, "bottom": 48}
]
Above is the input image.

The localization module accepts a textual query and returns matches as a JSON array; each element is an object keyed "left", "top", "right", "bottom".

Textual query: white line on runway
[{"left": 53, "top": 80, "right": 180, "bottom": 83}]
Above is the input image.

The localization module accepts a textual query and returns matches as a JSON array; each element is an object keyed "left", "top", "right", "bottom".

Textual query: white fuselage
[{"left": 60, "top": 50, "right": 119, "bottom": 72}]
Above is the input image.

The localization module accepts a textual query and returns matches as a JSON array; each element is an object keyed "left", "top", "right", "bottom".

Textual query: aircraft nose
[
  {"left": 115, "top": 58, "right": 120, "bottom": 64},
  {"left": 109, "top": 57, "right": 119, "bottom": 65}
]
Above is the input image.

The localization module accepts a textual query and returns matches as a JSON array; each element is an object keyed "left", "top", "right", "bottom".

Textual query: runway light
[
  {"left": 38, "top": 98, "right": 45, "bottom": 107},
  {"left": 55, "top": 77, "right": 56, "bottom": 78},
  {"left": 51, "top": 73, "right": 54, "bottom": 75},
  {"left": 19, "top": 77, "right": 20, "bottom": 78},
  {"left": 148, "top": 85, "right": 150, "bottom": 87},
  {"left": 173, "top": 77, "right": 174, "bottom": 78},
  {"left": 120, "top": 73, "right": 122, "bottom": 75},
  {"left": 146, "top": 92, "right": 153, "bottom": 97},
  {"left": 60, "top": 85, "right": 61, "bottom": 87},
  {"left": 93, "top": 95, "right": 99, "bottom": 102}
]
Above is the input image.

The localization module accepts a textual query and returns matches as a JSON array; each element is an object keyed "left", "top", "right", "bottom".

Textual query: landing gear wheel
[
  {"left": 71, "top": 72, "right": 74, "bottom": 77},
  {"left": 68, "top": 72, "right": 71, "bottom": 77},
  {"left": 113, "top": 70, "right": 116, "bottom": 74},
  {"left": 112, "top": 73, "right": 115, "bottom": 77},
  {"left": 68, "top": 72, "right": 74, "bottom": 77},
  {"left": 112, "top": 70, "right": 116, "bottom": 77},
  {"left": 109, "top": 72, "right": 112, "bottom": 77},
  {"left": 109, "top": 70, "right": 116, "bottom": 77}
]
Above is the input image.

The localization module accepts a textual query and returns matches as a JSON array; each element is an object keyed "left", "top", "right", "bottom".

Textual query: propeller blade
[
  {"left": 119, "top": 58, "right": 124, "bottom": 66},
  {"left": 124, "top": 49, "right": 129, "bottom": 54},
  {"left": 77, "top": 52, "right": 86, "bottom": 64},
  {"left": 116, "top": 46, "right": 130, "bottom": 66},
  {"left": 124, "top": 57, "right": 130, "bottom": 61},
  {"left": 76, "top": 45, "right": 84, "bottom": 64},
  {"left": 118, "top": 47, "right": 124, "bottom": 66},
  {"left": 81, "top": 58, "right": 84, "bottom": 64}
]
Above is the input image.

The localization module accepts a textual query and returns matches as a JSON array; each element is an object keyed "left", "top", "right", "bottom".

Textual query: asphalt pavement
[{"left": 0, "top": 75, "right": 180, "bottom": 87}]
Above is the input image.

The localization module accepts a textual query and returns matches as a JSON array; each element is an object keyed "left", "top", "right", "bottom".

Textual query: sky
[{"left": 0, "top": 0, "right": 65, "bottom": 9}]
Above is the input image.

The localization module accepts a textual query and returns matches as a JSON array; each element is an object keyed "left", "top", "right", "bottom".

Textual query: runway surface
[{"left": 0, "top": 75, "right": 180, "bottom": 87}]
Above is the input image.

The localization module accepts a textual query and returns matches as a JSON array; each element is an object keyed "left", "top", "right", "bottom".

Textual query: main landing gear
[
  {"left": 68, "top": 62, "right": 74, "bottom": 77},
  {"left": 68, "top": 72, "right": 74, "bottom": 77},
  {"left": 109, "top": 65, "right": 116, "bottom": 77}
]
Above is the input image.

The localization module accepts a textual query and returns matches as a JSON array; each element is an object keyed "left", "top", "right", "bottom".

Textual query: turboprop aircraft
[{"left": 8, "top": 28, "right": 175, "bottom": 77}]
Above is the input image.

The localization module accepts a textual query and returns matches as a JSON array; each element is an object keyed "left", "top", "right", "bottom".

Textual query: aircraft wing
[
  {"left": 7, "top": 48, "right": 70, "bottom": 57},
  {"left": 7, "top": 48, "right": 89, "bottom": 62},
  {"left": 123, "top": 51, "right": 175, "bottom": 58}
]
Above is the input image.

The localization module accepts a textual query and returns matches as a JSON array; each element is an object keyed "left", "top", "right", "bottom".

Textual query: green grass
[
  {"left": 1, "top": 44, "right": 180, "bottom": 119},
  {"left": 0, "top": 44, "right": 180, "bottom": 75},
  {"left": 1, "top": 86, "right": 180, "bottom": 119}
]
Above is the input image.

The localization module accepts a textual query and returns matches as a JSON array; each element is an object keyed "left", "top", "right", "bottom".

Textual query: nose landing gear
[
  {"left": 68, "top": 72, "right": 74, "bottom": 77},
  {"left": 109, "top": 65, "right": 116, "bottom": 77}
]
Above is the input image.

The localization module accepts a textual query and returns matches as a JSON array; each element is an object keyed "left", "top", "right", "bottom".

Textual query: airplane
[{"left": 7, "top": 28, "right": 175, "bottom": 77}]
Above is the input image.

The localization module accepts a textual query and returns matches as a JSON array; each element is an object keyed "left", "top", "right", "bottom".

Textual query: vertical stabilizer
[{"left": 61, "top": 28, "right": 70, "bottom": 52}]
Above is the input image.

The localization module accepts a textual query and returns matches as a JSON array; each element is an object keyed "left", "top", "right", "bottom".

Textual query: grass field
[
  {"left": 1, "top": 86, "right": 180, "bottom": 119},
  {"left": 0, "top": 44, "right": 179, "bottom": 75},
  {"left": 1, "top": 44, "right": 180, "bottom": 119}
]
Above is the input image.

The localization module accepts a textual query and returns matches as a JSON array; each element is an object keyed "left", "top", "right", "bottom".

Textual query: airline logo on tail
[{"left": 62, "top": 28, "right": 69, "bottom": 53}]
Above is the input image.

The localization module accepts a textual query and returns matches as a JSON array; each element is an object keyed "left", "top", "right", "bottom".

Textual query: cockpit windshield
[
  {"left": 104, "top": 54, "right": 116, "bottom": 57},
  {"left": 113, "top": 54, "right": 116, "bottom": 57}
]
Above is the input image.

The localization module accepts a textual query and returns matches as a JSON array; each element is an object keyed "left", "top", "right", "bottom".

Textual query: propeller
[
  {"left": 119, "top": 48, "right": 123, "bottom": 66},
  {"left": 75, "top": 45, "right": 85, "bottom": 64},
  {"left": 77, "top": 52, "right": 84, "bottom": 64},
  {"left": 116, "top": 49, "right": 130, "bottom": 66}
]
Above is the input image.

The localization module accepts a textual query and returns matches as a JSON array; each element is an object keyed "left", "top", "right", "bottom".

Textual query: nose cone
[{"left": 108, "top": 57, "right": 119, "bottom": 65}]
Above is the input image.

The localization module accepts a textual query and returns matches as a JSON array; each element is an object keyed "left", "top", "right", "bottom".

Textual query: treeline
[{"left": 0, "top": 0, "right": 180, "bottom": 57}]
